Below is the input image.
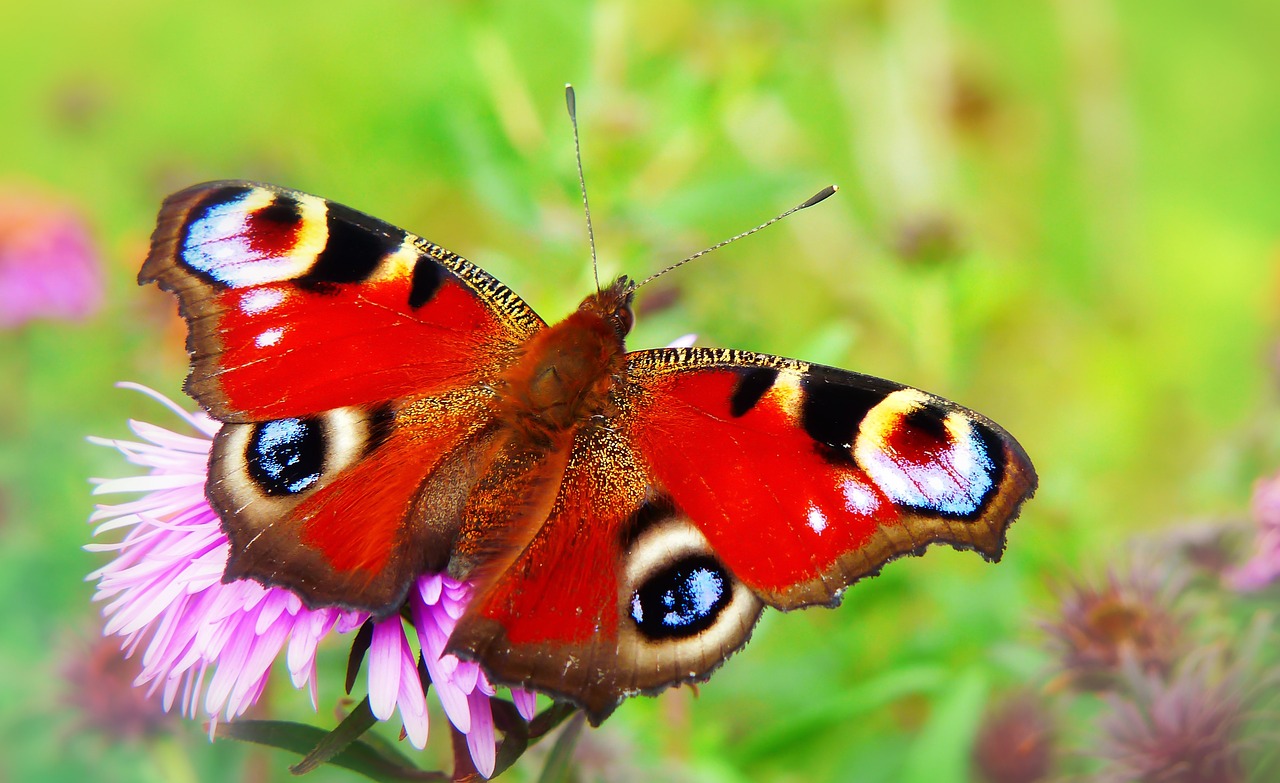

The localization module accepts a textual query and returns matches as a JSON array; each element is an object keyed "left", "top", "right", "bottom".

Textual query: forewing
[
  {"left": 623, "top": 347, "right": 1037, "bottom": 609},
  {"left": 140, "top": 181, "right": 544, "bottom": 422}
]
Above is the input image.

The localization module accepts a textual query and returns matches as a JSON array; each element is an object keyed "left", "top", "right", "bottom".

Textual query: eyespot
[
  {"left": 614, "top": 501, "right": 764, "bottom": 693},
  {"left": 245, "top": 417, "right": 326, "bottom": 496},
  {"left": 629, "top": 554, "right": 733, "bottom": 640}
]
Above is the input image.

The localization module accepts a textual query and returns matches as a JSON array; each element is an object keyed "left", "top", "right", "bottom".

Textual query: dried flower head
[
  {"left": 1044, "top": 565, "right": 1185, "bottom": 691},
  {"left": 1138, "top": 521, "right": 1245, "bottom": 583},
  {"left": 61, "top": 632, "right": 174, "bottom": 742}
]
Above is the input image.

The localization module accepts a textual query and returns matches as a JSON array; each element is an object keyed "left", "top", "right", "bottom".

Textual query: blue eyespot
[
  {"left": 630, "top": 556, "right": 731, "bottom": 640},
  {"left": 246, "top": 418, "right": 325, "bottom": 496}
]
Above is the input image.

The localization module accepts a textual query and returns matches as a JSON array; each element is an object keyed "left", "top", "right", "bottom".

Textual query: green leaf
[
  {"left": 346, "top": 620, "right": 375, "bottom": 694},
  {"left": 536, "top": 712, "right": 586, "bottom": 783},
  {"left": 290, "top": 696, "right": 379, "bottom": 775},
  {"left": 735, "top": 665, "right": 950, "bottom": 763},
  {"left": 899, "top": 667, "right": 989, "bottom": 783},
  {"left": 215, "top": 718, "right": 444, "bottom": 782},
  {"left": 491, "top": 701, "right": 579, "bottom": 779}
]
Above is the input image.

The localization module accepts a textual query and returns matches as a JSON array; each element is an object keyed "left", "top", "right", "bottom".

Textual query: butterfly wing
[
  {"left": 141, "top": 181, "right": 544, "bottom": 422},
  {"left": 449, "top": 346, "right": 1035, "bottom": 722},
  {"left": 208, "top": 390, "right": 501, "bottom": 611},
  {"left": 140, "top": 182, "right": 545, "bottom": 612},
  {"left": 448, "top": 424, "right": 764, "bottom": 724},
  {"left": 622, "top": 347, "right": 1037, "bottom": 608}
]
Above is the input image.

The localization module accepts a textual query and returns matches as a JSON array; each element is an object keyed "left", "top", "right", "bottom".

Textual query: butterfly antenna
[
  {"left": 565, "top": 84, "right": 601, "bottom": 291},
  {"left": 635, "top": 184, "right": 839, "bottom": 289}
]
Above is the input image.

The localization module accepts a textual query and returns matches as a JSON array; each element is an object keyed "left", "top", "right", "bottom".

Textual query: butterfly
[{"left": 140, "top": 176, "right": 1036, "bottom": 726}]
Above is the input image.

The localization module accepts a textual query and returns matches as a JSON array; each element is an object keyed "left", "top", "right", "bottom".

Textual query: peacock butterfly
[{"left": 139, "top": 109, "right": 1036, "bottom": 725}]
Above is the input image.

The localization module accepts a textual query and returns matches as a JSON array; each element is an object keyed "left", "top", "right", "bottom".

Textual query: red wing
[
  {"left": 140, "top": 181, "right": 544, "bottom": 422},
  {"left": 622, "top": 347, "right": 1037, "bottom": 609},
  {"left": 447, "top": 425, "right": 764, "bottom": 725},
  {"left": 210, "top": 388, "right": 498, "bottom": 614}
]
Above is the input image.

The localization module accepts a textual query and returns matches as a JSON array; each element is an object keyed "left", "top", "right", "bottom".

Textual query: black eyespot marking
[
  {"left": 191, "top": 185, "right": 253, "bottom": 223},
  {"left": 973, "top": 419, "right": 1006, "bottom": 499},
  {"left": 801, "top": 370, "right": 903, "bottom": 456},
  {"left": 303, "top": 203, "right": 403, "bottom": 287},
  {"left": 619, "top": 496, "right": 678, "bottom": 547},
  {"left": 257, "top": 195, "right": 303, "bottom": 227},
  {"left": 408, "top": 256, "right": 443, "bottom": 308},
  {"left": 902, "top": 404, "right": 950, "bottom": 441},
  {"left": 364, "top": 404, "right": 396, "bottom": 456},
  {"left": 246, "top": 418, "right": 326, "bottom": 496},
  {"left": 630, "top": 555, "right": 732, "bottom": 640}
]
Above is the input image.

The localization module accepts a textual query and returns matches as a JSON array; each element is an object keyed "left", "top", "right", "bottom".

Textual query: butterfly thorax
[
  {"left": 492, "top": 277, "right": 635, "bottom": 444},
  {"left": 446, "top": 280, "right": 634, "bottom": 576}
]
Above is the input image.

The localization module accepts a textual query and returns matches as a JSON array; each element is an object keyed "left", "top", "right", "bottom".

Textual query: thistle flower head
[
  {"left": 1044, "top": 564, "right": 1185, "bottom": 691},
  {"left": 1093, "top": 656, "right": 1253, "bottom": 783}
]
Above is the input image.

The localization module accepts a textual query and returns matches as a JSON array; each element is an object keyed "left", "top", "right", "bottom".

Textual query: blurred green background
[{"left": 2, "top": 0, "right": 1279, "bottom": 781}]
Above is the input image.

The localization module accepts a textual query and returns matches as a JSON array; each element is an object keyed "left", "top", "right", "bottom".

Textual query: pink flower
[
  {"left": 88, "top": 384, "right": 536, "bottom": 777},
  {"left": 1228, "top": 474, "right": 1280, "bottom": 591},
  {"left": 0, "top": 190, "right": 102, "bottom": 327}
]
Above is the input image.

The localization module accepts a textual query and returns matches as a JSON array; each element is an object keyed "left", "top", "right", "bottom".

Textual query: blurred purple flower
[
  {"left": 88, "top": 384, "right": 536, "bottom": 777},
  {"left": 1228, "top": 474, "right": 1280, "bottom": 591},
  {"left": 971, "top": 692, "right": 1055, "bottom": 783},
  {"left": 1043, "top": 565, "right": 1185, "bottom": 691},
  {"left": 1094, "top": 657, "right": 1250, "bottom": 783},
  {"left": 61, "top": 632, "right": 175, "bottom": 742},
  {"left": 0, "top": 191, "right": 102, "bottom": 327}
]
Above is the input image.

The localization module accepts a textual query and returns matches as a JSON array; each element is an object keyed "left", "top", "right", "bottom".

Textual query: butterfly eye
[{"left": 612, "top": 304, "right": 635, "bottom": 338}]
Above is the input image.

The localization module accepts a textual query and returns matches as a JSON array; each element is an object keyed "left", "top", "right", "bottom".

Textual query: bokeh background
[{"left": 3, "top": 1, "right": 1279, "bottom": 781}]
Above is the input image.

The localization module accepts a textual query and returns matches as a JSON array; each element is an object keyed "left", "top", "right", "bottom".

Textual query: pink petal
[
  {"left": 367, "top": 619, "right": 405, "bottom": 720},
  {"left": 418, "top": 572, "right": 443, "bottom": 605},
  {"left": 512, "top": 688, "right": 538, "bottom": 721},
  {"left": 397, "top": 650, "right": 429, "bottom": 749},
  {"left": 465, "top": 688, "right": 497, "bottom": 778}
]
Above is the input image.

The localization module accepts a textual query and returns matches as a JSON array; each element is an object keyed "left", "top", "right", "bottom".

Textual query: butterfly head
[{"left": 580, "top": 275, "right": 637, "bottom": 340}]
